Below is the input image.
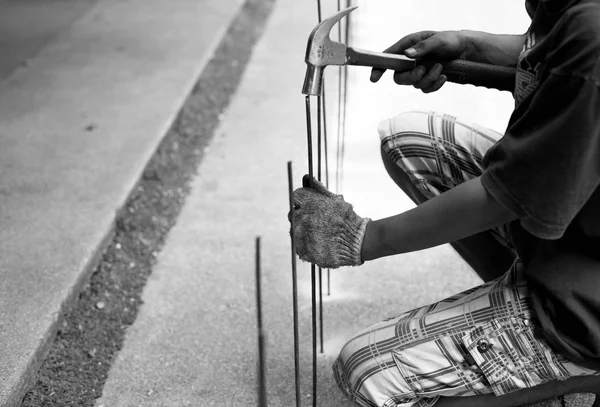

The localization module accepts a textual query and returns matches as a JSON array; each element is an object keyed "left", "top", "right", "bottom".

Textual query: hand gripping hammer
[{"left": 302, "top": 6, "right": 517, "bottom": 96}]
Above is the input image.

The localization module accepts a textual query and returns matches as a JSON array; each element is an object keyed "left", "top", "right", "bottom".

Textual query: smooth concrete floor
[
  {"left": 97, "top": 1, "right": 589, "bottom": 407},
  {"left": 0, "top": 0, "right": 244, "bottom": 405},
  {"left": 0, "top": 0, "right": 101, "bottom": 81}
]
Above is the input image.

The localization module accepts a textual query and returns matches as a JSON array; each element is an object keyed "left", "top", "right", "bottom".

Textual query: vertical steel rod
[
  {"left": 322, "top": 90, "right": 330, "bottom": 189},
  {"left": 317, "top": 98, "right": 322, "bottom": 183},
  {"left": 314, "top": 0, "right": 326, "bottom": 357},
  {"left": 335, "top": 0, "right": 344, "bottom": 195},
  {"left": 304, "top": 95, "right": 318, "bottom": 407},
  {"left": 316, "top": 0, "right": 323, "bottom": 187},
  {"left": 287, "top": 162, "right": 301, "bottom": 407},
  {"left": 318, "top": 268, "right": 324, "bottom": 353},
  {"left": 317, "top": 0, "right": 322, "bottom": 21},
  {"left": 311, "top": 264, "right": 317, "bottom": 407},
  {"left": 322, "top": 85, "right": 331, "bottom": 298},
  {"left": 255, "top": 237, "right": 267, "bottom": 407},
  {"left": 316, "top": 82, "right": 325, "bottom": 356},
  {"left": 339, "top": 74, "right": 347, "bottom": 194},
  {"left": 338, "top": 0, "right": 352, "bottom": 194},
  {"left": 305, "top": 96, "right": 314, "bottom": 182}
]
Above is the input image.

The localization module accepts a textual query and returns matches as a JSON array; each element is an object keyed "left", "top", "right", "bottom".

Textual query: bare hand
[{"left": 371, "top": 30, "right": 467, "bottom": 93}]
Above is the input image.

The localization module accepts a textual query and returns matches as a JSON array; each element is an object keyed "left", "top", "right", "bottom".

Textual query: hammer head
[{"left": 302, "top": 6, "right": 358, "bottom": 96}]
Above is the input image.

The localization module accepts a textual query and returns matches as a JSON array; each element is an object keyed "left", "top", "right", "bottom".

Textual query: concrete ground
[
  {"left": 89, "top": 0, "right": 592, "bottom": 406},
  {"left": 94, "top": 1, "right": 592, "bottom": 407},
  {"left": 0, "top": 0, "right": 244, "bottom": 405},
  {"left": 0, "top": 0, "right": 101, "bottom": 80}
]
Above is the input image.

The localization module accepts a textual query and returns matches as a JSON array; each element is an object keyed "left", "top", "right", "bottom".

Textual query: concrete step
[{"left": 0, "top": 0, "right": 245, "bottom": 405}]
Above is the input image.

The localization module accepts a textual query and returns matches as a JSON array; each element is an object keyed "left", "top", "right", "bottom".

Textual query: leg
[
  {"left": 333, "top": 262, "right": 600, "bottom": 407},
  {"left": 381, "top": 146, "right": 516, "bottom": 282},
  {"left": 378, "top": 111, "right": 516, "bottom": 283},
  {"left": 434, "top": 376, "right": 600, "bottom": 407}
]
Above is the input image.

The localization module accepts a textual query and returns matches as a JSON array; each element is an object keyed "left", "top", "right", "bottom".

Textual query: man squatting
[{"left": 289, "top": 0, "right": 600, "bottom": 406}]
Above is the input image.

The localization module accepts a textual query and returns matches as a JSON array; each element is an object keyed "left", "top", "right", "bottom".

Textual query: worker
[{"left": 290, "top": 0, "right": 600, "bottom": 406}]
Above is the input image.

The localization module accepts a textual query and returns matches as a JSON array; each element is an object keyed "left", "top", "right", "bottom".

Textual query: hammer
[{"left": 302, "top": 6, "right": 516, "bottom": 96}]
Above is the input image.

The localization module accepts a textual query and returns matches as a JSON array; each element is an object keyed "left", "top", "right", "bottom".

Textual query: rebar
[
  {"left": 305, "top": 96, "right": 314, "bottom": 182},
  {"left": 255, "top": 237, "right": 267, "bottom": 407},
  {"left": 304, "top": 95, "right": 318, "bottom": 407},
  {"left": 287, "top": 162, "right": 301, "bottom": 407}
]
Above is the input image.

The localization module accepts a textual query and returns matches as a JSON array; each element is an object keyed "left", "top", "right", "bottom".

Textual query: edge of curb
[{"left": 3, "top": 2, "right": 250, "bottom": 406}]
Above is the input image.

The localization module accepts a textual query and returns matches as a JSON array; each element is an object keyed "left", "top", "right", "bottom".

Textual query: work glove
[{"left": 289, "top": 175, "right": 371, "bottom": 269}]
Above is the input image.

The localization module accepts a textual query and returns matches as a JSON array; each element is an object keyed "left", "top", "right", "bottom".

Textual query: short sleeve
[{"left": 481, "top": 74, "right": 600, "bottom": 239}]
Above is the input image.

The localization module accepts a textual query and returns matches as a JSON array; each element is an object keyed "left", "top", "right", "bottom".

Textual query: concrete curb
[{"left": 0, "top": 0, "right": 244, "bottom": 405}]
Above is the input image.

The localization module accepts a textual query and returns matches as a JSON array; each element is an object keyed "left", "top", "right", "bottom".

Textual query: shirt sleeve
[{"left": 481, "top": 73, "right": 600, "bottom": 239}]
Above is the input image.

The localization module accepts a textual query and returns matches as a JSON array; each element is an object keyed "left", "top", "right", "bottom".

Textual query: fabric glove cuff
[{"left": 339, "top": 217, "right": 371, "bottom": 267}]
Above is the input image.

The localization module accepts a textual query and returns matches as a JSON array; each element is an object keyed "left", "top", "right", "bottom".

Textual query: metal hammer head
[{"left": 302, "top": 6, "right": 358, "bottom": 96}]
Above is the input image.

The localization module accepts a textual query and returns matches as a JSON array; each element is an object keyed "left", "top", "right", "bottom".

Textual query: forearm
[
  {"left": 461, "top": 31, "right": 526, "bottom": 67},
  {"left": 361, "top": 176, "right": 516, "bottom": 262}
]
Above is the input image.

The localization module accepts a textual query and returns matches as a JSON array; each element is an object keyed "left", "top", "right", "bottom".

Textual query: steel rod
[
  {"left": 315, "top": 3, "right": 323, "bottom": 185},
  {"left": 339, "top": 68, "right": 347, "bottom": 193},
  {"left": 305, "top": 96, "right": 314, "bottom": 183},
  {"left": 336, "top": 0, "right": 343, "bottom": 194},
  {"left": 317, "top": 0, "right": 322, "bottom": 22},
  {"left": 322, "top": 86, "right": 331, "bottom": 297},
  {"left": 317, "top": 97, "right": 322, "bottom": 182},
  {"left": 336, "top": 87, "right": 342, "bottom": 193},
  {"left": 316, "top": 91, "right": 325, "bottom": 355},
  {"left": 318, "top": 267, "right": 324, "bottom": 353},
  {"left": 287, "top": 162, "right": 301, "bottom": 407},
  {"left": 337, "top": 0, "right": 342, "bottom": 47},
  {"left": 338, "top": 0, "right": 351, "bottom": 194},
  {"left": 255, "top": 237, "right": 267, "bottom": 407},
  {"left": 314, "top": 0, "right": 329, "bottom": 352},
  {"left": 322, "top": 88, "right": 330, "bottom": 189},
  {"left": 311, "top": 263, "right": 317, "bottom": 407},
  {"left": 304, "top": 94, "right": 318, "bottom": 407}
]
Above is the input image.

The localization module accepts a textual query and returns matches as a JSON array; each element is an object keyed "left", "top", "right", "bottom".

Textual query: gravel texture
[{"left": 19, "top": 0, "right": 276, "bottom": 405}]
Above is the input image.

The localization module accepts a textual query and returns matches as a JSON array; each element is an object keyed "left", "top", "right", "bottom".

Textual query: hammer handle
[{"left": 346, "top": 47, "right": 516, "bottom": 92}]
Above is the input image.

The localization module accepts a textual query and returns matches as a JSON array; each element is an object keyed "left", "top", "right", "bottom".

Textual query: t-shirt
[{"left": 481, "top": 0, "right": 600, "bottom": 369}]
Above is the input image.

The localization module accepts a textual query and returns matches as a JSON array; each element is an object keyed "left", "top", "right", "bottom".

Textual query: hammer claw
[{"left": 302, "top": 6, "right": 357, "bottom": 95}]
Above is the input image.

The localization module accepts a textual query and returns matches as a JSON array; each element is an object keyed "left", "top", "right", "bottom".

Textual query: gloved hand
[{"left": 290, "top": 175, "right": 371, "bottom": 269}]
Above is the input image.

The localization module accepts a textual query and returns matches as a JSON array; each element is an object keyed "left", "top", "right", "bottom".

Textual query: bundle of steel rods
[{"left": 255, "top": 1, "right": 352, "bottom": 405}]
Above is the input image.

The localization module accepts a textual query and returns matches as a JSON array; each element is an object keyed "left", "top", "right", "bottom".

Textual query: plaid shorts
[{"left": 332, "top": 112, "right": 599, "bottom": 407}]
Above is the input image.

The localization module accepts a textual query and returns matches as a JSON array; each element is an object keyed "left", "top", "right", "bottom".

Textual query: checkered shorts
[{"left": 332, "top": 112, "right": 599, "bottom": 407}]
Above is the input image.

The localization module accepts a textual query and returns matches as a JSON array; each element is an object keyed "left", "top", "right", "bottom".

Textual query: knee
[
  {"left": 378, "top": 111, "right": 433, "bottom": 204},
  {"left": 378, "top": 110, "right": 430, "bottom": 178},
  {"left": 380, "top": 144, "right": 428, "bottom": 204},
  {"left": 377, "top": 110, "right": 430, "bottom": 148},
  {"left": 333, "top": 336, "right": 375, "bottom": 404},
  {"left": 332, "top": 325, "right": 414, "bottom": 406},
  {"left": 380, "top": 143, "right": 408, "bottom": 185},
  {"left": 332, "top": 353, "right": 354, "bottom": 401}
]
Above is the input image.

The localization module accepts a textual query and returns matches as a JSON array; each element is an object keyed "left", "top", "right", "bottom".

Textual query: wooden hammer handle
[{"left": 346, "top": 47, "right": 516, "bottom": 92}]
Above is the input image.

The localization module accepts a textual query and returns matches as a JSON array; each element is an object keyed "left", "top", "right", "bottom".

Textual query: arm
[
  {"left": 461, "top": 31, "right": 525, "bottom": 67},
  {"left": 361, "top": 176, "right": 517, "bottom": 262}
]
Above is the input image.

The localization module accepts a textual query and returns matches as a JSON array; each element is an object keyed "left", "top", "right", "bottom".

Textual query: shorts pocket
[
  {"left": 461, "top": 316, "right": 568, "bottom": 396},
  {"left": 392, "top": 332, "right": 492, "bottom": 398}
]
